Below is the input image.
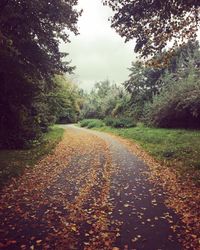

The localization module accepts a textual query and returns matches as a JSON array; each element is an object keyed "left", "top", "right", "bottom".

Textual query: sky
[{"left": 60, "top": 0, "right": 136, "bottom": 91}]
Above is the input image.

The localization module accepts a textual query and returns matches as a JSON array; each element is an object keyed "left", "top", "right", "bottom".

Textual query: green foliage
[
  {"left": 124, "top": 61, "right": 164, "bottom": 120},
  {"left": 49, "top": 75, "right": 82, "bottom": 124},
  {"left": 81, "top": 80, "right": 131, "bottom": 119},
  {"left": 80, "top": 42, "right": 200, "bottom": 131},
  {"left": 104, "top": 117, "right": 136, "bottom": 128},
  {"left": 0, "top": 126, "right": 64, "bottom": 188},
  {"left": 122, "top": 41, "right": 200, "bottom": 128},
  {"left": 79, "top": 119, "right": 105, "bottom": 128},
  {"left": 80, "top": 119, "right": 91, "bottom": 127},
  {"left": 0, "top": 0, "right": 80, "bottom": 148},
  {"left": 144, "top": 71, "right": 200, "bottom": 128}
]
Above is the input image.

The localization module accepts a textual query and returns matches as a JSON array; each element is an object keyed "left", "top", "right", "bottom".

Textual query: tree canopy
[
  {"left": 0, "top": 0, "right": 81, "bottom": 148},
  {"left": 124, "top": 41, "right": 200, "bottom": 128},
  {"left": 80, "top": 41, "right": 200, "bottom": 129},
  {"left": 104, "top": 0, "right": 200, "bottom": 58},
  {"left": 0, "top": 0, "right": 81, "bottom": 78},
  {"left": 81, "top": 80, "right": 131, "bottom": 119}
]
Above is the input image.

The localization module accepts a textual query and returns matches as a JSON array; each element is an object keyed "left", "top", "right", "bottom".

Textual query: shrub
[
  {"left": 104, "top": 117, "right": 115, "bottom": 126},
  {"left": 104, "top": 117, "right": 136, "bottom": 128},
  {"left": 144, "top": 72, "right": 200, "bottom": 129},
  {"left": 80, "top": 119, "right": 91, "bottom": 127},
  {"left": 79, "top": 119, "right": 105, "bottom": 128}
]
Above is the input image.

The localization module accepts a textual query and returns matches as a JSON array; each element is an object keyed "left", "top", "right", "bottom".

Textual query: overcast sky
[{"left": 60, "top": 0, "right": 136, "bottom": 91}]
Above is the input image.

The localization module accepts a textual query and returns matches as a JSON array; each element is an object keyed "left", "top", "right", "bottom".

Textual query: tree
[
  {"left": 124, "top": 61, "right": 164, "bottom": 119},
  {"left": 49, "top": 76, "right": 82, "bottom": 124},
  {"left": 123, "top": 40, "right": 200, "bottom": 121},
  {"left": 104, "top": 0, "right": 200, "bottom": 58},
  {"left": 80, "top": 80, "right": 131, "bottom": 119},
  {"left": 0, "top": 0, "right": 81, "bottom": 148},
  {"left": 144, "top": 70, "right": 200, "bottom": 129}
]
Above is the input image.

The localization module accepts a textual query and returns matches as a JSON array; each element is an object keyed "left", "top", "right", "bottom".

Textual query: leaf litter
[
  {"left": 104, "top": 132, "right": 200, "bottom": 250},
  {"left": 0, "top": 127, "right": 199, "bottom": 249}
]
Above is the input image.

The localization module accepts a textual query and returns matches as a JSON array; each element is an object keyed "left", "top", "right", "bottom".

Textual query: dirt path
[{"left": 0, "top": 126, "right": 190, "bottom": 249}]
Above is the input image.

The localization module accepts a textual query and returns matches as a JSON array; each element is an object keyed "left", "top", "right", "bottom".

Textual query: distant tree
[
  {"left": 49, "top": 76, "right": 82, "bottom": 124},
  {"left": 94, "top": 80, "right": 111, "bottom": 98},
  {"left": 123, "top": 61, "right": 164, "bottom": 119},
  {"left": 81, "top": 80, "right": 131, "bottom": 119},
  {"left": 104, "top": 0, "right": 200, "bottom": 58}
]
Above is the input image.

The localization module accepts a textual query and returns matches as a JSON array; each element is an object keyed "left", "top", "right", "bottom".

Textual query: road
[{"left": 0, "top": 125, "right": 184, "bottom": 249}]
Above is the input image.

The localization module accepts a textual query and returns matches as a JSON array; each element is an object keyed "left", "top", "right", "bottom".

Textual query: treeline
[
  {"left": 1, "top": 1, "right": 199, "bottom": 149},
  {"left": 0, "top": 0, "right": 81, "bottom": 149},
  {"left": 81, "top": 41, "right": 200, "bottom": 129}
]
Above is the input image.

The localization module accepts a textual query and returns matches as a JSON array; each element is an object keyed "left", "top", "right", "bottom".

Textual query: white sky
[{"left": 60, "top": 0, "right": 136, "bottom": 91}]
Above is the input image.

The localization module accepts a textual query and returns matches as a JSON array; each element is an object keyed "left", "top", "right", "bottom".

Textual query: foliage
[
  {"left": 0, "top": 0, "right": 80, "bottom": 148},
  {"left": 79, "top": 117, "right": 136, "bottom": 129},
  {"left": 0, "top": 74, "right": 81, "bottom": 149},
  {"left": 0, "top": 126, "right": 64, "bottom": 188},
  {"left": 104, "top": 117, "right": 136, "bottom": 128},
  {"left": 123, "top": 41, "right": 200, "bottom": 126},
  {"left": 79, "top": 119, "right": 105, "bottom": 128},
  {"left": 144, "top": 70, "right": 200, "bottom": 128},
  {"left": 49, "top": 76, "right": 82, "bottom": 124},
  {"left": 123, "top": 61, "right": 164, "bottom": 120},
  {"left": 104, "top": 0, "right": 200, "bottom": 58},
  {"left": 81, "top": 80, "right": 131, "bottom": 119},
  {"left": 80, "top": 42, "right": 200, "bottom": 130}
]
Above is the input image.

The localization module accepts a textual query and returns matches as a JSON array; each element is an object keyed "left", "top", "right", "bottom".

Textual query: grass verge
[
  {"left": 89, "top": 123, "right": 200, "bottom": 184},
  {"left": 0, "top": 125, "right": 64, "bottom": 189}
]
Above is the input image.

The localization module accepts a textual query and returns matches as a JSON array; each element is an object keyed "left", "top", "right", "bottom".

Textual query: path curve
[{"left": 0, "top": 125, "right": 185, "bottom": 250}]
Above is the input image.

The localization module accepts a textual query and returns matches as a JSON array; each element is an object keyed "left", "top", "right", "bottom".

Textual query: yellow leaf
[
  {"left": 71, "top": 226, "right": 77, "bottom": 232},
  {"left": 124, "top": 204, "right": 129, "bottom": 207}
]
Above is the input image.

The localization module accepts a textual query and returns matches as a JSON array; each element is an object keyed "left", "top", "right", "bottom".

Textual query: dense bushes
[
  {"left": 79, "top": 118, "right": 136, "bottom": 129},
  {"left": 122, "top": 41, "right": 200, "bottom": 129},
  {"left": 80, "top": 119, "right": 105, "bottom": 128},
  {"left": 104, "top": 117, "right": 136, "bottom": 128},
  {"left": 144, "top": 73, "right": 200, "bottom": 128},
  {"left": 0, "top": 75, "right": 82, "bottom": 149}
]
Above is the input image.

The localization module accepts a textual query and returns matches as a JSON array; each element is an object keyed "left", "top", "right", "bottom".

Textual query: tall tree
[
  {"left": 104, "top": 0, "right": 200, "bottom": 58},
  {"left": 123, "top": 61, "right": 164, "bottom": 119},
  {"left": 0, "top": 0, "right": 81, "bottom": 148}
]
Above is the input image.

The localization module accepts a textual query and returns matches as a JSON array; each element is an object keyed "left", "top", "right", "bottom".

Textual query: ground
[{"left": 0, "top": 126, "right": 199, "bottom": 249}]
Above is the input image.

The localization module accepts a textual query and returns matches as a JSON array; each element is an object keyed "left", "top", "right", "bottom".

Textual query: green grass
[
  {"left": 92, "top": 123, "right": 200, "bottom": 183},
  {"left": 0, "top": 126, "right": 64, "bottom": 189}
]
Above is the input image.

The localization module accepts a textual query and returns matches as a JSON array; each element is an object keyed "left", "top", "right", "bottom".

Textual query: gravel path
[{"left": 0, "top": 125, "right": 184, "bottom": 250}]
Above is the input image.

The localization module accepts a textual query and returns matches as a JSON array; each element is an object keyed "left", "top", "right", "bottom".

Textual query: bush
[
  {"left": 80, "top": 119, "right": 91, "bottom": 127},
  {"left": 104, "top": 117, "right": 136, "bottom": 128},
  {"left": 144, "top": 72, "right": 200, "bottom": 129},
  {"left": 79, "top": 119, "right": 105, "bottom": 128}
]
